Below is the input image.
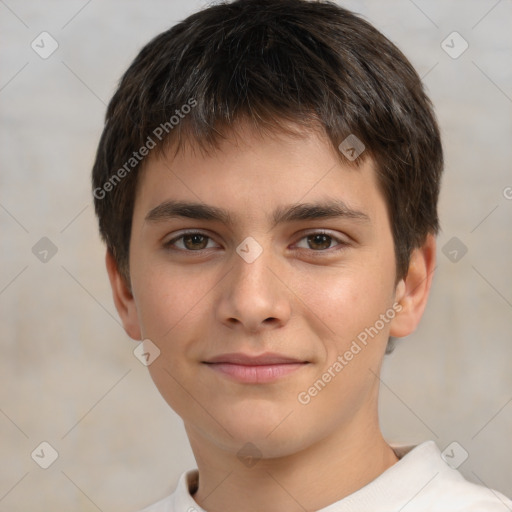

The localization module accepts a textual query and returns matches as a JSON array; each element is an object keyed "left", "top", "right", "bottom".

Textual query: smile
[
  {"left": 202, "top": 352, "right": 310, "bottom": 384},
  {"left": 204, "top": 362, "right": 308, "bottom": 383}
]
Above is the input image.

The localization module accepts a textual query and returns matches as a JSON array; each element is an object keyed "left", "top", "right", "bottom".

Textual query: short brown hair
[{"left": 92, "top": 0, "right": 443, "bottom": 343}]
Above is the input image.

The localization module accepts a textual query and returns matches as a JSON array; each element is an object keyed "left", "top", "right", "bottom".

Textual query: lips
[
  {"left": 204, "top": 352, "right": 307, "bottom": 365},
  {"left": 203, "top": 352, "right": 309, "bottom": 383}
]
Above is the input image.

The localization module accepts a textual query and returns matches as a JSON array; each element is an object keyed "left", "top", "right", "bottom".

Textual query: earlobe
[
  {"left": 389, "top": 234, "right": 437, "bottom": 338},
  {"left": 105, "top": 250, "right": 142, "bottom": 340}
]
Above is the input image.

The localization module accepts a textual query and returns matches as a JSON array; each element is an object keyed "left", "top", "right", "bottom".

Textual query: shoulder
[
  {"left": 389, "top": 440, "right": 512, "bottom": 511},
  {"left": 421, "top": 475, "right": 512, "bottom": 511}
]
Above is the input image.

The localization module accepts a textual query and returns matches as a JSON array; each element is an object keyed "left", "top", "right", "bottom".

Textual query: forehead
[{"left": 134, "top": 122, "right": 387, "bottom": 229}]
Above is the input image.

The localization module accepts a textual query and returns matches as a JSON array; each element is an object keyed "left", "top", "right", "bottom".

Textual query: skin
[{"left": 107, "top": 121, "right": 436, "bottom": 512}]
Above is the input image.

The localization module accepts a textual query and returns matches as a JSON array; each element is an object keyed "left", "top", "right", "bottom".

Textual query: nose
[{"left": 215, "top": 241, "right": 292, "bottom": 333}]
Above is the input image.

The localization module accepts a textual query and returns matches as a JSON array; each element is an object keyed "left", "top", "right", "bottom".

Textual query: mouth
[{"left": 202, "top": 352, "right": 310, "bottom": 384}]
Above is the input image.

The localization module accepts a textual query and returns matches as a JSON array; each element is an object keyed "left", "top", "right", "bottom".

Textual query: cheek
[
  {"left": 131, "top": 264, "right": 213, "bottom": 411},
  {"left": 295, "top": 264, "right": 393, "bottom": 344},
  {"left": 132, "top": 261, "right": 215, "bottom": 341}
]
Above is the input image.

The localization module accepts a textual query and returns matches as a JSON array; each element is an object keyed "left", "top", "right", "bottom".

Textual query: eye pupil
[
  {"left": 184, "top": 234, "right": 208, "bottom": 250},
  {"left": 308, "top": 234, "right": 331, "bottom": 250}
]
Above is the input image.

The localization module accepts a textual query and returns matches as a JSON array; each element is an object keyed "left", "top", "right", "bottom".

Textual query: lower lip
[{"left": 204, "top": 363, "right": 307, "bottom": 383}]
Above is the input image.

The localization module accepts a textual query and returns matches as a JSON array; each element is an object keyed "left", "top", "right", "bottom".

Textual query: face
[{"left": 112, "top": 122, "right": 430, "bottom": 459}]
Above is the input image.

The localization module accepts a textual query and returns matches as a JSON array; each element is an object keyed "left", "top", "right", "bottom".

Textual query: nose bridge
[
  {"left": 217, "top": 236, "right": 291, "bottom": 330},
  {"left": 232, "top": 237, "right": 276, "bottom": 301}
]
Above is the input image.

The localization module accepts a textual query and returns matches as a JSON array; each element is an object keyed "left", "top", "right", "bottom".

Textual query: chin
[
  {"left": 219, "top": 430, "right": 307, "bottom": 461},
  {"left": 223, "top": 413, "right": 309, "bottom": 452}
]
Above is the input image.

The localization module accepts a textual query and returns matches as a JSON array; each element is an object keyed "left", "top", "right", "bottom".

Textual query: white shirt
[{"left": 139, "top": 440, "right": 512, "bottom": 511}]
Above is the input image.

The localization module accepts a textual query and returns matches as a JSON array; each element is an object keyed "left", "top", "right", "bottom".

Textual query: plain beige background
[{"left": 1, "top": 0, "right": 511, "bottom": 510}]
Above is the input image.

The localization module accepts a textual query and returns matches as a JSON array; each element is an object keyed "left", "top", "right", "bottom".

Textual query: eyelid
[
  {"left": 164, "top": 229, "right": 350, "bottom": 253},
  {"left": 164, "top": 229, "right": 220, "bottom": 248},
  {"left": 292, "top": 229, "right": 350, "bottom": 251}
]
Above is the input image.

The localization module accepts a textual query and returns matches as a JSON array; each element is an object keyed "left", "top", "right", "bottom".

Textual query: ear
[
  {"left": 105, "top": 250, "right": 142, "bottom": 340},
  {"left": 389, "top": 233, "right": 436, "bottom": 338}
]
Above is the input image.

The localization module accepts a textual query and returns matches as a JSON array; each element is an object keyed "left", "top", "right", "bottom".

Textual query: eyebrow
[{"left": 145, "top": 199, "right": 371, "bottom": 228}]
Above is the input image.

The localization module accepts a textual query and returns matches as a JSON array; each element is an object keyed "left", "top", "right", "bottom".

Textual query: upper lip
[{"left": 203, "top": 352, "right": 308, "bottom": 365}]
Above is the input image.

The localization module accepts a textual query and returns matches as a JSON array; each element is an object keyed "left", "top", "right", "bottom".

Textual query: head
[{"left": 92, "top": 0, "right": 442, "bottom": 458}]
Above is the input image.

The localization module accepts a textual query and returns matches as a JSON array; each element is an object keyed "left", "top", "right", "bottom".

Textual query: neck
[{"left": 186, "top": 413, "right": 399, "bottom": 512}]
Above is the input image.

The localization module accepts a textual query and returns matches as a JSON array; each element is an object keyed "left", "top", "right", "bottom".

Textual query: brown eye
[
  {"left": 165, "top": 232, "right": 218, "bottom": 251},
  {"left": 182, "top": 234, "right": 209, "bottom": 250},
  {"left": 295, "top": 231, "right": 346, "bottom": 251},
  {"left": 306, "top": 233, "right": 333, "bottom": 250}
]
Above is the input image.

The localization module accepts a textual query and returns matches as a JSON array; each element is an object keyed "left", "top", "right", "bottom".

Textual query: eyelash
[{"left": 164, "top": 230, "right": 350, "bottom": 255}]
